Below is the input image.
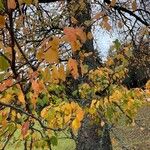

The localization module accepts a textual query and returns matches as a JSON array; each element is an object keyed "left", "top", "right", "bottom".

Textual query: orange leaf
[
  {"left": 0, "top": 84, "right": 5, "bottom": 92},
  {"left": 64, "top": 27, "right": 86, "bottom": 52},
  {"left": 70, "top": 40, "right": 82, "bottom": 52},
  {"left": 4, "top": 79, "right": 13, "bottom": 87},
  {"left": 75, "top": 28, "right": 86, "bottom": 43},
  {"left": 21, "top": 121, "right": 30, "bottom": 138},
  {"left": 18, "top": 91, "right": 25, "bottom": 104},
  {"left": 31, "top": 80, "right": 43, "bottom": 95},
  {"left": 68, "top": 58, "right": 79, "bottom": 79},
  {"left": 76, "top": 109, "right": 84, "bottom": 121},
  {"left": 7, "top": 0, "right": 16, "bottom": 9},
  {"left": 64, "top": 27, "right": 76, "bottom": 42}
]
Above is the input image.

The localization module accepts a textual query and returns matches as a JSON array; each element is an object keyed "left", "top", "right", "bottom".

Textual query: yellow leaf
[
  {"left": 41, "top": 107, "right": 49, "bottom": 119},
  {"left": 36, "top": 49, "right": 44, "bottom": 61},
  {"left": 68, "top": 58, "right": 79, "bottom": 79},
  {"left": 71, "top": 101, "right": 78, "bottom": 110},
  {"left": 71, "top": 118, "right": 81, "bottom": 133},
  {"left": 44, "top": 37, "right": 59, "bottom": 64},
  {"left": 64, "top": 114, "right": 71, "bottom": 124},
  {"left": 106, "top": 58, "right": 114, "bottom": 66},
  {"left": 42, "top": 68, "right": 51, "bottom": 81},
  {"left": 45, "top": 48, "right": 59, "bottom": 64},
  {"left": 51, "top": 65, "right": 59, "bottom": 83},
  {"left": 7, "top": 0, "right": 16, "bottom": 9},
  {"left": 31, "top": 94, "right": 37, "bottom": 109},
  {"left": 58, "top": 64, "right": 66, "bottom": 81},
  {"left": 11, "top": 110, "right": 16, "bottom": 121},
  {"left": 0, "top": 15, "right": 5, "bottom": 29},
  {"left": 23, "top": 0, "right": 33, "bottom": 5},
  {"left": 18, "top": 91, "right": 25, "bottom": 104}
]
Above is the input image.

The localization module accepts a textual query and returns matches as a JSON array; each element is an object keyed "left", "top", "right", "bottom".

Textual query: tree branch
[
  {"left": 0, "top": 101, "right": 67, "bottom": 131},
  {"left": 113, "top": 5, "right": 149, "bottom": 26}
]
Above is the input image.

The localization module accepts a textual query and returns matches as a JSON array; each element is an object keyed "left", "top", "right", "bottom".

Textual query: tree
[{"left": 0, "top": 0, "right": 149, "bottom": 149}]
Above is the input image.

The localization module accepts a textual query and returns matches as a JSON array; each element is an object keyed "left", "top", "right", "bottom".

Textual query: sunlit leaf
[
  {"left": 71, "top": 118, "right": 81, "bottom": 133},
  {"left": 18, "top": 90, "right": 25, "bottom": 104}
]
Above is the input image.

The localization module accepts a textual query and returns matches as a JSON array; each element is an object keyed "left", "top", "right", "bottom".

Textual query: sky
[{"left": 94, "top": 26, "right": 118, "bottom": 60}]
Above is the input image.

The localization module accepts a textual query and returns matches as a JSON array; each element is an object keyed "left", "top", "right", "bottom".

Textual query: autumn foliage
[{"left": 0, "top": 0, "right": 149, "bottom": 149}]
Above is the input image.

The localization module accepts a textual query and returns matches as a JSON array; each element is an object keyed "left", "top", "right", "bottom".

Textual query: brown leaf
[
  {"left": 132, "top": 0, "right": 137, "bottom": 11},
  {"left": 7, "top": 0, "right": 16, "bottom": 9},
  {"left": 0, "top": 15, "right": 5, "bottom": 29}
]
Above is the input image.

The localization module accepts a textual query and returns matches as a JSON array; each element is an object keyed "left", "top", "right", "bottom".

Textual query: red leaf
[{"left": 21, "top": 121, "right": 30, "bottom": 138}]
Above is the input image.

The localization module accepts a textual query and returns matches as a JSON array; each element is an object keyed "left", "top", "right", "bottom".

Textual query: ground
[{"left": 112, "top": 105, "right": 150, "bottom": 150}]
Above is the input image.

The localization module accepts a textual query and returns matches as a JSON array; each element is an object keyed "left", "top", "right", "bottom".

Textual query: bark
[{"left": 68, "top": 0, "right": 112, "bottom": 149}]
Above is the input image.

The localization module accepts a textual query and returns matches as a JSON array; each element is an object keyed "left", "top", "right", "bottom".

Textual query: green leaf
[
  {"left": 0, "top": 73, "right": 4, "bottom": 81},
  {"left": 50, "top": 136, "right": 58, "bottom": 146},
  {"left": 0, "top": 0, "right": 4, "bottom": 11},
  {"left": 113, "top": 39, "right": 121, "bottom": 50},
  {"left": 0, "top": 56, "right": 9, "bottom": 71},
  {"left": 37, "top": 95, "right": 48, "bottom": 107}
]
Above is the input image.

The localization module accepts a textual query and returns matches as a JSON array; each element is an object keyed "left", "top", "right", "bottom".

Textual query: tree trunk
[{"left": 68, "top": 0, "right": 112, "bottom": 149}]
